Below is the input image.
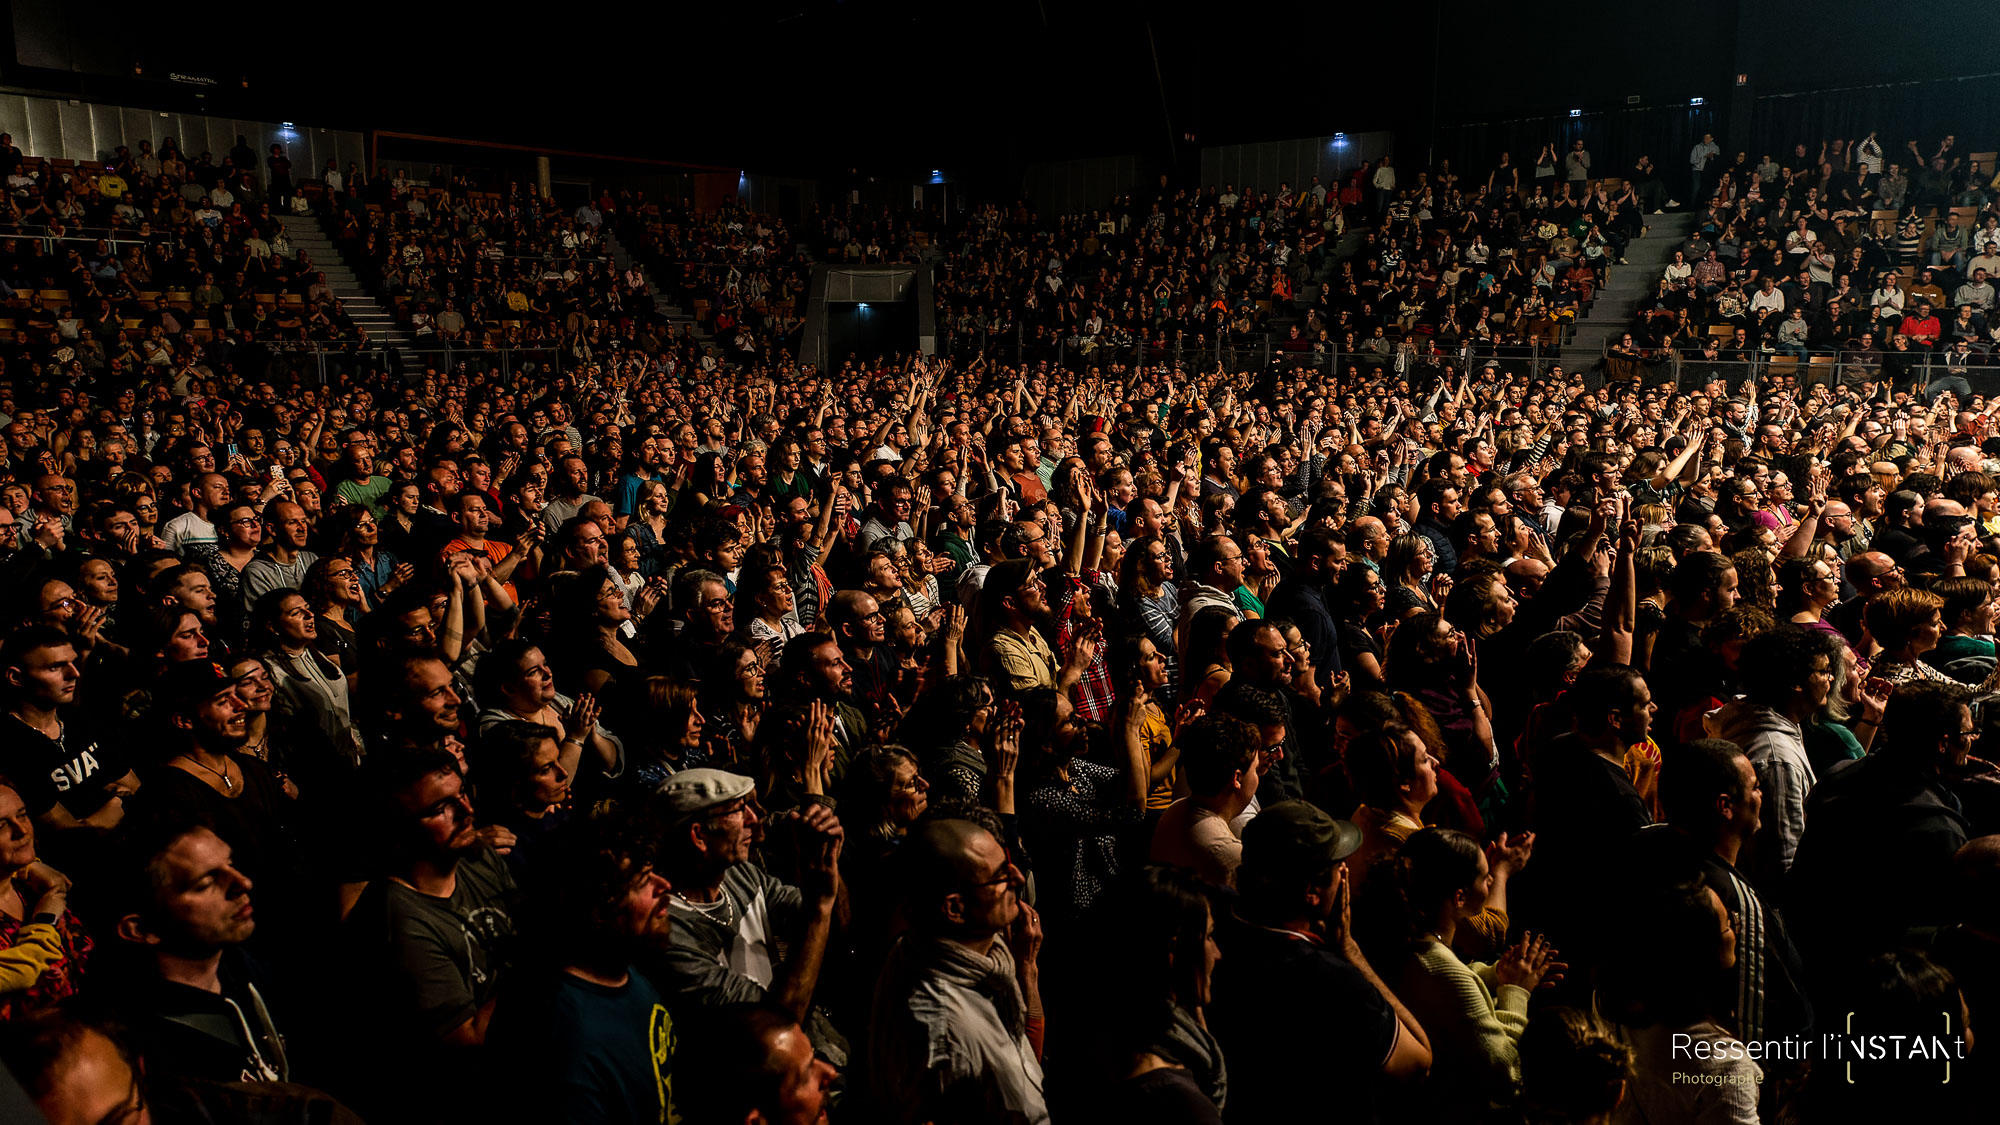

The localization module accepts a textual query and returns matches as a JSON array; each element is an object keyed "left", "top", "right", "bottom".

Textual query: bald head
[
  {"left": 903, "top": 818, "right": 1016, "bottom": 939},
  {"left": 1350, "top": 516, "right": 1389, "bottom": 559},
  {"left": 1925, "top": 497, "right": 1968, "bottom": 522},
  {"left": 1846, "top": 550, "right": 1903, "bottom": 592},
  {"left": 1505, "top": 556, "right": 1550, "bottom": 596}
]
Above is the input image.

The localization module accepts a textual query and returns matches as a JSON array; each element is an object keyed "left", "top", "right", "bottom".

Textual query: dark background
[{"left": 4, "top": 0, "right": 1998, "bottom": 196}]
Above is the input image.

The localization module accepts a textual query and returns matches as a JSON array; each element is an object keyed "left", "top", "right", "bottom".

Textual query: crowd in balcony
[
  {"left": 0, "top": 132, "right": 362, "bottom": 388},
  {"left": 1610, "top": 134, "right": 2000, "bottom": 392}
]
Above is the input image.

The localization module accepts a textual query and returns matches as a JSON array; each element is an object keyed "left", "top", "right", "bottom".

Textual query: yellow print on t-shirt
[{"left": 650, "top": 1002, "right": 680, "bottom": 1124}]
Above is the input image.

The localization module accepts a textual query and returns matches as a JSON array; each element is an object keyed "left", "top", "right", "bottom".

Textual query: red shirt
[{"left": 1900, "top": 313, "right": 1942, "bottom": 343}]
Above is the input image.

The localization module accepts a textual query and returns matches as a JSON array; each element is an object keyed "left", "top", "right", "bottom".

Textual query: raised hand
[
  {"left": 1487, "top": 830, "right": 1535, "bottom": 874},
  {"left": 805, "top": 700, "right": 838, "bottom": 789},
  {"left": 568, "top": 692, "right": 600, "bottom": 741},
  {"left": 1495, "top": 931, "right": 1563, "bottom": 991}
]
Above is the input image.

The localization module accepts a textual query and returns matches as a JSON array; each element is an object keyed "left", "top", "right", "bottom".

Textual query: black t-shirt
[
  {"left": 1209, "top": 917, "right": 1397, "bottom": 1125},
  {"left": 0, "top": 712, "right": 126, "bottom": 819}
]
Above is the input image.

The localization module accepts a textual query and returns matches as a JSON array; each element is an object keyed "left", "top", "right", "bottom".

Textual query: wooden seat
[
  {"left": 138, "top": 290, "right": 161, "bottom": 301},
  {"left": 1951, "top": 206, "right": 1981, "bottom": 224},
  {"left": 1709, "top": 325, "right": 1735, "bottom": 340},
  {"left": 36, "top": 289, "right": 65, "bottom": 302},
  {"left": 120, "top": 319, "right": 142, "bottom": 329}
]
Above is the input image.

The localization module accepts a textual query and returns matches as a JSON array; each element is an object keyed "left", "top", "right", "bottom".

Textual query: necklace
[
  {"left": 179, "top": 753, "right": 236, "bottom": 794},
  {"left": 675, "top": 886, "right": 736, "bottom": 929}
]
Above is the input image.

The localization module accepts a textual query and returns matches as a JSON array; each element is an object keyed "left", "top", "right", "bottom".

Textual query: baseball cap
[
  {"left": 1240, "top": 800, "right": 1362, "bottom": 878},
  {"left": 157, "top": 659, "right": 237, "bottom": 713},
  {"left": 656, "top": 768, "right": 756, "bottom": 821}
]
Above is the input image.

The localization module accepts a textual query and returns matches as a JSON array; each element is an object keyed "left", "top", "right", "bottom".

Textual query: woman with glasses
[
  {"left": 122, "top": 491, "right": 162, "bottom": 541},
  {"left": 1777, "top": 554, "right": 1843, "bottom": 641},
  {"left": 301, "top": 556, "right": 368, "bottom": 665},
  {"left": 323, "top": 506, "right": 407, "bottom": 609},
  {"left": 698, "top": 640, "right": 767, "bottom": 770},
  {"left": 902, "top": 675, "right": 1005, "bottom": 806},
  {"left": 188, "top": 502, "right": 261, "bottom": 641},
  {"left": 1118, "top": 535, "right": 1180, "bottom": 697}
]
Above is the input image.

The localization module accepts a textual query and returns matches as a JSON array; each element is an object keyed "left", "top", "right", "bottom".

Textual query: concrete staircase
[
  {"left": 1562, "top": 211, "right": 1697, "bottom": 372},
  {"left": 603, "top": 227, "right": 706, "bottom": 341},
  {"left": 279, "top": 216, "right": 415, "bottom": 365}
]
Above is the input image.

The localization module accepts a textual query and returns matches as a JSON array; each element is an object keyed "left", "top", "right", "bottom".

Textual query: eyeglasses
[{"left": 968, "top": 859, "right": 1022, "bottom": 890}]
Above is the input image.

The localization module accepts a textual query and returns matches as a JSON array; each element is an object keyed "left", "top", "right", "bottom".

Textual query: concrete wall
[
  {"left": 1200, "top": 131, "right": 1395, "bottom": 197},
  {"left": 0, "top": 91, "right": 364, "bottom": 183}
]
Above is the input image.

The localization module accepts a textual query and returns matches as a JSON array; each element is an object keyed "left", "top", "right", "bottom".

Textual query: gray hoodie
[{"left": 1713, "top": 699, "right": 1818, "bottom": 889}]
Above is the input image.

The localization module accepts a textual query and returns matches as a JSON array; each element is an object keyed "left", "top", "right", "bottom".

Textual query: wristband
[{"left": 31, "top": 911, "right": 59, "bottom": 926}]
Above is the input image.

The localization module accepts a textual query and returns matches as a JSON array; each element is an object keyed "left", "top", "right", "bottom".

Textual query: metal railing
[
  {"left": 394, "top": 344, "right": 568, "bottom": 379},
  {"left": 1598, "top": 344, "right": 2000, "bottom": 395}
]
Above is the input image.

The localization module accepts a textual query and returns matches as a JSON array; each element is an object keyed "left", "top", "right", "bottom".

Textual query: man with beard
[
  {"left": 489, "top": 816, "right": 682, "bottom": 1123},
  {"left": 109, "top": 813, "right": 289, "bottom": 1085},
  {"left": 241, "top": 500, "right": 318, "bottom": 608},
  {"left": 542, "top": 452, "right": 601, "bottom": 535},
  {"left": 977, "top": 559, "right": 1093, "bottom": 697},
  {"left": 342, "top": 749, "right": 518, "bottom": 1117},
  {"left": 774, "top": 633, "right": 867, "bottom": 770}
]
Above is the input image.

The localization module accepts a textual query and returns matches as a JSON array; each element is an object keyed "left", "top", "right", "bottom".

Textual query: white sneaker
[{"left": 1665, "top": 199, "right": 1681, "bottom": 208}]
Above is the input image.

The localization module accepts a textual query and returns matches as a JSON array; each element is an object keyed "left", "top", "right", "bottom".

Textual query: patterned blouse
[{"left": 0, "top": 909, "right": 92, "bottom": 1019}]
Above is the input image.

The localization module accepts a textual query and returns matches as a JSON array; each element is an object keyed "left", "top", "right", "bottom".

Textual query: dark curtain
[
  {"left": 1751, "top": 74, "right": 2000, "bottom": 170},
  {"left": 1436, "top": 105, "right": 1715, "bottom": 184}
]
